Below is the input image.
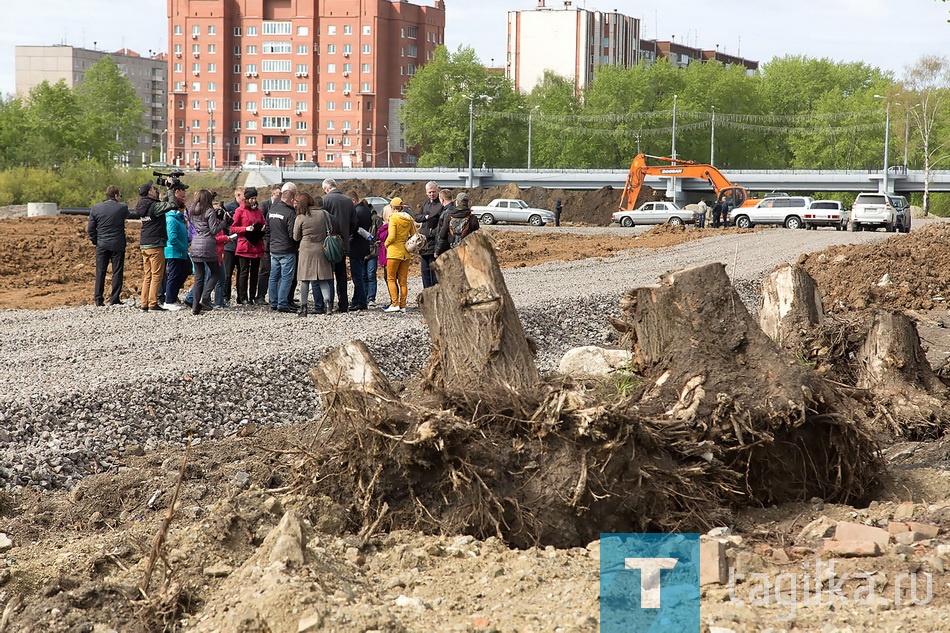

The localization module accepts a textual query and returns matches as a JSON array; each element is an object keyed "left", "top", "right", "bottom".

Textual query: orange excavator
[{"left": 619, "top": 154, "right": 760, "bottom": 211}]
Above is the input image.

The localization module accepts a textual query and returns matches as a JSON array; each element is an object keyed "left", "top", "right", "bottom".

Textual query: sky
[{"left": 2, "top": 0, "right": 948, "bottom": 96}]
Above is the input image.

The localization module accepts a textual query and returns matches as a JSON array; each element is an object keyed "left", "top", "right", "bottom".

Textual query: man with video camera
[{"left": 130, "top": 180, "right": 170, "bottom": 311}]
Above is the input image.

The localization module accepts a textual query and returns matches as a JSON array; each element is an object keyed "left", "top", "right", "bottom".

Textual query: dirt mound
[{"left": 798, "top": 223, "right": 950, "bottom": 312}]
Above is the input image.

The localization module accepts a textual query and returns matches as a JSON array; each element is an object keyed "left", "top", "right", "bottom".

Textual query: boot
[{"left": 297, "top": 304, "right": 309, "bottom": 317}]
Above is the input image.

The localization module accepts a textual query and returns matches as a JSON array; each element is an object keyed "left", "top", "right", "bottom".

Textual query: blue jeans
[
  {"left": 268, "top": 252, "right": 296, "bottom": 309},
  {"left": 164, "top": 258, "right": 191, "bottom": 304},
  {"left": 420, "top": 253, "right": 438, "bottom": 288},
  {"left": 364, "top": 257, "right": 378, "bottom": 303},
  {"left": 349, "top": 255, "right": 367, "bottom": 308}
]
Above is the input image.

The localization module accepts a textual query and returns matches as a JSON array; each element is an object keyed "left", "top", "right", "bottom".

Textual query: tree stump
[
  {"left": 420, "top": 231, "right": 540, "bottom": 403},
  {"left": 759, "top": 264, "right": 824, "bottom": 345},
  {"left": 310, "top": 340, "right": 403, "bottom": 427}
]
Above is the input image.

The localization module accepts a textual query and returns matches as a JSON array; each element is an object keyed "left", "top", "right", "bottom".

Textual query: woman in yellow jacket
[{"left": 383, "top": 197, "right": 416, "bottom": 313}]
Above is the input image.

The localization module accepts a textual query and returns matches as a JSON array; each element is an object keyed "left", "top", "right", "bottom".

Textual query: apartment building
[
  {"left": 507, "top": 1, "right": 640, "bottom": 94},
  {"left": 15, "top": 45, "right": 168, "bottom": 164},
  {"left": 507, "top": 1, "right": 757, "bottom": 94},
  {"left": 167, "top": 0, "right": 444, "bottom": 169}
]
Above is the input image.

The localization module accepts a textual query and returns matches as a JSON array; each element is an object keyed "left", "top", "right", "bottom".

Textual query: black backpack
[{"left": 447, "top": 215, "right": 472, "bottom": 249}]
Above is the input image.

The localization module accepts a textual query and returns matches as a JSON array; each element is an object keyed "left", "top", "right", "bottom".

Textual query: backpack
[{"left": 447, "top": 215, "right": 472, "bottom": 249}]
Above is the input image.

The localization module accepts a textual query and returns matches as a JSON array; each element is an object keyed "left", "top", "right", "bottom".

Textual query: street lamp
[
  {"left": 710, "top": 105, "right": 716, "bottom": 166},
  {"left": 873, "top": 94, "right": 896, "bottom": 193},
  {"left": 464, "top": 94, "right": 491, "bottom": 188},
  {"left": 160, "top": 128, "right": 168, "bottom": 163},
  {"left": 383, "top": 125, "right": 391, "bottom": 168},
  {"left": 206, "top": 99, "right": 216, "bottom": 172},
  {"left": 671, "top": 94, "right": 678, "bottom": 160}
]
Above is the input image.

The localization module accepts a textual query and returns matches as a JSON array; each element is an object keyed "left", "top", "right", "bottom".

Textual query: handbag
[
  {"left": 322, "top": 211, "right": 344, "bottom": 264},
  {"left": 406, "top": 231, "right": 426, "bottom": 254}
]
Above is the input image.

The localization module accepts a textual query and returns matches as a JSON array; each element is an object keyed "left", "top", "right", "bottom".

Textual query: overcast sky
[{"left": 2, "top": 1, "right": 948, "bottom": 96}]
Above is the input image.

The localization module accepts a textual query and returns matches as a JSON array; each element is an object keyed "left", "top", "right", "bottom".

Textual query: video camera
[{"left": 153, "top": 170, "right": 185, "bottom": 189}]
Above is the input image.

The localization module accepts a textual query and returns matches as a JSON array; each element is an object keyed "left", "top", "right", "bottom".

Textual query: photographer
[{"left": 130, "top": 180, "right": 169, "bottom": 312}]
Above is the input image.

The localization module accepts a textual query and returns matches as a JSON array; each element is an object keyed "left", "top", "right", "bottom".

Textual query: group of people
[
  {"left": 86, "top": 179, "right": 480, "bottom": 316},
  {"left": 689, "top": 197, "right": 734, "bottom": 229}
]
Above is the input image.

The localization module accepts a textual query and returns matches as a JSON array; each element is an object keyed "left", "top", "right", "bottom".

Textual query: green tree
[
  {"left": 74, "top": 56, "right": 146, "bottom": 164},
  {"left": 901, "top": 55, "right": 950, "bottom": 214},
  {"left": 21, "top": 81, "right": 85, "bottom": 167},
  {"left": 525, "top": 71, "right": 580, "bottom": 168},
  {"left": 0, "top": 97, "right": 30, "bottom": 169}
]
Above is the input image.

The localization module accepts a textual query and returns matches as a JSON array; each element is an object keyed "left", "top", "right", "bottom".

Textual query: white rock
[{"left": 558, "top": 346, "right": 632, "bottom": 378}]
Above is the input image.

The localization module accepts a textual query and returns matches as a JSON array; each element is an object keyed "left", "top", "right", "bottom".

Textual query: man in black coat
[
  {"left": 415, "top": 180, "right": 444, "bottom": 288},
  {"left": 321, "top": 178, "right": 357, "bottom": 312},
  {"left": 129, "top": 180, "right": 169, "bottom": 311},
  {"left": 266, "top": 182, "right": 299, "bottom": 313},
  {"left": 346, "top": 190, "right": 374, "bottom": 310},
  {"left": 87, "top": 185, "right": 130, "bottom": 306}
]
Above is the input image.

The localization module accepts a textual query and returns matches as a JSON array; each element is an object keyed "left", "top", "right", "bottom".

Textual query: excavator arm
[{"left": 619, "top": 154, "right": 757, "bottom": 211}]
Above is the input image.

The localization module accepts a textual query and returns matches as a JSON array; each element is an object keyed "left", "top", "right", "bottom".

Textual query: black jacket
[
  {"left": 322, "top": 188, "right": 357, "bottom": 255},
  {"left": 130, "top": 194, "right": 167, "bottom": 249},
  {"left": 436, "top": 207, "right": 479, "bottom": 255},
  {"left": 88, "top": 198, "right": 129, "bottom": 251},
  {"left": 267, "top": 200, "right": 298, "bottom": 254},
  {"left": 415, "top": 198, "right": 444, "bottom": 256},
  {"left": 349, "top": 201, "right": 373, "bottom": 260}
]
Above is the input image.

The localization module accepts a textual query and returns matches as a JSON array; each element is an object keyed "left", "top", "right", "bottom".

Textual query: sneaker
[
  {"left": 163, "top": 303, "right": 184, "bottom": 312},
  {"left": 151, "top": 304, "right": 168, "bottom": 312},
  {"left": 399, "top": 307, "right": 406, "bottom": 313},
  {"left": 140, "top": 306, "right": 149, "bottom": 312},
  {"left": 383, "top": 305, "right": 401, "bottom": 313},
  {"left": 367, "top": 300, "right": 376, "bottom": 307}
]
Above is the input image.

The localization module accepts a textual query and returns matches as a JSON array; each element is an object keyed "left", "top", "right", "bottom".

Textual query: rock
[
  {"left": 700, "top": 539, "right": 728, "bottom": 586},
  {"left": 771, "top": 547, "right": 790, "bottom": 564},
  {"left": 887, "top": 521, "right": 911, "bottom": 535},
  {"left": 706, "top": 527, "right": 731, "bottom": 538},
  {"left": 557, "top": 345, "right": 632, "bottom": 377},
  {"left": 796, "top": 516, "right": 836, "bottom": 544},
  {"left": 893, "top": 502, "right": 917, "bottom": 520},
  {"left": 203, "top": 563, "right": 233, "bottom": 577},
  {"left": 0, "top": 533, "right": 12, "bottom": 552},
  {"left": 923, "top": 556, "right": 945, "bottom": 574},
  {"left": 894, "top": 531, "right": 933, "bottom": 546},
  {"left": 472, "top": 616, "right": 491, "bottom": 628},
  {"left": 266, "top": 511, "right": 307, "bottom": 566},
  {"left": 906, "top": 522, "right": 939, "bottom": 539},
  {"left": 346, "top": 547, "right": 365, "bottom": 566},
  {"left": 263, "top": 496, "right": 283, "bottom": 516},
  {"left": 297, "top": 613, "right": 324, "bottom": 632},
  {"left": 733, "top": 551, "right": 768, "bottom": 575},
  {"left": 833, "top": 521, "right": 889, "bottom": 549},
  {"left": 231, "top": 470, "right": 250, "bottom": 489},
  {"left": 394, "top": 595, "right": 428, "bottom": 610},
  {"left": 821, "top": 541, "right": 882, "bottom": 557}
]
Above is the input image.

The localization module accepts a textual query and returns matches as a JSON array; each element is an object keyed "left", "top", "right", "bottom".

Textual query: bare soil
[{"left": 1, "top": 205, "right": 950, "bottom": 632}]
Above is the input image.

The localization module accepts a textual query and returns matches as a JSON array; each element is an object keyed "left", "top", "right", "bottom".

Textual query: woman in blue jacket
[{"left": 162, "top": 199, "right": 190, "bottom": 310}]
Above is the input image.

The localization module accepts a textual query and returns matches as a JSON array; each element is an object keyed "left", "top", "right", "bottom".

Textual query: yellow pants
[
  {"left": 141, "top": 247, "right": 166, "bottom": 308},
  {"left": 386, "top": 258, "right": 410, "bottom": 309}
]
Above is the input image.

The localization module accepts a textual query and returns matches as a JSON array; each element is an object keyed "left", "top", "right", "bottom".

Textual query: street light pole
[
  {"left": 160, "top": 128, "right": 167, "bottom": 163},
  {"left": 873, "top": 94, "right": 892, "bottom": 194},
  {"left": 671, "top": 94, "right": 678, "bottom": 160},
  {"left": 527, "top": 110, "right": 533, "bottom": 170},
  {"left": 468, "top": 97, "right": 475, "bottom": 187},
  {"left": 206, "top": 99, "right": 215, "bottom": 172},
  {"left": 383, "top": 125, "right": 391, "bottom": 168},
  {"left": 710, "top": 105, "right": 716, "bottom": 166}
]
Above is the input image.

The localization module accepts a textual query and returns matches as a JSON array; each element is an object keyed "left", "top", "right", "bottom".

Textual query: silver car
[
  {"left": 612, "top": 201, "right": 692, "bottom": 227},
  {"left": 732, "top": 196, "right": 813, "bottom": 229}
]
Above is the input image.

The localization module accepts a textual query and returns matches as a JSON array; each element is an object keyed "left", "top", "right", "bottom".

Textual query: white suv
[
  {"left": 850, "top": 193, "right": 900, "bottom": 232},
  {"left": 732, "top": 196, "right": 813, "bottom": 229}
]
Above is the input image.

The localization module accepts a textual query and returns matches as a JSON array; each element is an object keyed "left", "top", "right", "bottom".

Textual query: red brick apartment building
[{"left": 167, "top": 0, "right": 445, "bottom": 169}]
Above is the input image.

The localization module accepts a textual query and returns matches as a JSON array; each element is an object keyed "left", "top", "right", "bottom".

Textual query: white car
[
  {"left": 470, "top": 199, "right": 556, "bottom": 226},
  {"left": 803, "top": 200, "right": 849, "bottom": 231},
  {"left": 242, "top": 160, "right": 269, "bottom": 169},
  {"left": 732, "top": 196, "right": 814, "bottom": 229},
  {"left": 612, "top": 201, "right": 692, "bottom": 227}
]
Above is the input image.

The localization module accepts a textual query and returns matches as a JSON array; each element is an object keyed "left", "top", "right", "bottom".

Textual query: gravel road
[{"left": 0, "top": 225, "right": 900, "bottom": 489}]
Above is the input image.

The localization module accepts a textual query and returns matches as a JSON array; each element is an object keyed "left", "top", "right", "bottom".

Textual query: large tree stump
[
  {"left": 759, "top": 264, "right": 824, "bottom": 345},
  {"left": 310, "top": 340, "right": 403, "bottom": 426},
  {"left": 420, "top": 231, "right": 540, "bottom": 402}
]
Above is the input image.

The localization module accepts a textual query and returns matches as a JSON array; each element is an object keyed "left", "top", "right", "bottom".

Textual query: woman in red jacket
[{"left": 229, "top": 187, "right": 267, "bottom": 305}]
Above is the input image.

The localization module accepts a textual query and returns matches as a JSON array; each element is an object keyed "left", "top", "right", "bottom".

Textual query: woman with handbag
[
  {"left": 230, "top": 187, "right": 267, "bottom": 305},
  {"left": 292, "top": 192, "right": 336, "bottom": 316},
  {"left": 383, "top": 197, "right": 416, "bottom": 314}
]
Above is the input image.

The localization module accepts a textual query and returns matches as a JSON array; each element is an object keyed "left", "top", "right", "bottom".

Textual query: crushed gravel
[{"left": 0, "top": 226, "right": 895, "bottom": 490}]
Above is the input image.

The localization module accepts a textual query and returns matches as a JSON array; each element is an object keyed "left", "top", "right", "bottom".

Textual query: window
[
  {"left": 343, "top": 63, "right": 352, "bottom": 73},
  {"left": 174, "top": 44, "right": 182, "bottom": 54},
  {"left": 208, "top": 63, "right": 217, "bottom": 73},
  {"left": 246, "top": 45, "right": 258, "bottom": 55},
  {"left": 407, "top": 45, "right": 417, "bottom": 58},
  {"left": 366, "top": 139, "right": 371, "bottom": 146},
  {"left": 245, "top": 136, "right": 257, "bottom": 145},
  {"left": 296, "top": 153, "right": 307, "bottom": 161},
  {"left": 361, "top": 82, "right": 371, "bottom": 92},
  {"left": 233, "top": 121, "right": 241, "bottom": 130},
  {"left": 296, "top": 137, "right": 307, "bottom": 146},
  {"left": 407, "top": 64, "right": 416, "bottom": 76},
  {"left": 325, "top": 153, "right": 335, "bottom": 162},
  {"left": 327, "top": 25, "right": 337, "bottom": 35},
  {"left": 343, "top": 44, "right": 352, "bottom": 55},
  {"left": 327, "top": 63, "right": 336, "bottom": 73},
  {"left": 343, "top": 102, "right": 352, "bottom": 111},
  {"left": 233, "top": 101, "right": 241, "bottom": 111},
  {"left": 192, "top": 63, "right": 200, "bottom": 73},
  {"left": 295, "top": 101, "right": 307, "bottom": 111},
  {"left": 233, "top": 83, "right": 241, "bottom": 92},
  {"left": 327, "top": 137, "right": 336, "bottom": 146},
  {"left": 343, "top": 82, "right": 352, "bottom": 92},
  {"left": 326, "top": 101, "right": 336, "bottom": 111},
  {"left": 234, "top": 27, "right": 242, "bottom": 37},
  {"left": 295, "top": 63, "right": 308, "bottom": 74},
  {"left": 362, "top": 25, "right": 371, "bottom": 35},
  {"left": 174, "top": 25, "right": 183, "bottom": 36},
  {"left": 246, "top": 64, "right": 257, "bottom": 74},
  {"left": 192, "top": 25, "right": 200, "bottom": 36},
  {"left": 327, "top": 44, "right": 336, "bottom": 54},
  {"left": 361, "top": 63, "right": 370, "bottom": 73},
  {"left": 342, "top": 121, "right": 351, "bottom": 130},
  {"left": 342, "top": 137, "right": 351, "bottom": 147},
  {"left": 174, "top": 63, "right": 183, "bottom": 73},
  {"left": 192, "top": 82, "right": 201, "bottom": 91},
  {"left": 296, "top": 121, "right": 308, "bottom": 130},
  {"left": 246, "top": 83, "right": 258, "bottom": 92},
  {"left": 247, "top": 121, "right": 258, "bottom": 129},
  {"left": 327, "top": 120, "right": 335, "bottom": 129},
  {"left": 174, "top": 82, "right": 185, "bottom": 92},
  {"left": 192, "top": 44, "right": 200, "bottom": 55},
  {"left": 261, "top": 22, "right": 291, "bottom": 35},
  {"left": 262, "top": 116, "right": 292, "bottom": 128},
  {"left": 297, "top": 26, "right": 309, "bottom": 36},
  {"left": 326, "top": 82, "right": 336, "bottom": 92},
  {"left": 246, "top": 26, "right": 258, "bottom": 36},
  {"left": 192, "top": 119, "right": 201, "bottom": 129},
  {"left": 343, "top": 25, "right": 353, "bottom": 35},
  {"left": 262, "top": 60, "right": 292, "bottom": 72},
  {"left": 192, "top": 135, "right": 201, "bottom": 144},
  {"left": 262, "top": 79, "right": 292, "bottom": 91},
  {"left": 208, "top": 25, "right": 216, "bottom": 36},
  {"left": 262, "top": 41, "right": 292, "bottom": 54},
  {"left": 297, "top": 83, "right": 308, "bottom": 93},
  {"left": 208, "top": 82, "right": 217, "bottom": 91},
  {"left": 246, "top": 101, "right": 258, "bottom": 111},
  {"left": 362, "top": 44, "right": 371, "bottom": 54},
  {"left": 297, "top": 44, "right": 309, "bottom": 55},
  {"left": 233, "top": 64, "right": 241, "bottom": 73},
  {"left": 262, "top": 97, "right": 292, "bottom": 110}
]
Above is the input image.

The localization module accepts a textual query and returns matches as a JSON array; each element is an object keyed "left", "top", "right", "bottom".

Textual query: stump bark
[
  {"left": 310, "top": 340, "right": 403, "bottom": 426},
  {"left": 420, "top": 231, "right": 540, "bottom": 402},
  {"left": 759, "top": 264, "right": 824, "bottom": 345}
]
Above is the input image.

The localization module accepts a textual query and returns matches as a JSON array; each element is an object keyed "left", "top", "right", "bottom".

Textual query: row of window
[
  {"left": 173, "top": 42, "right": 373, "bottom": 56},
  {"left": 173, "top": 81, "right": 373, "bottom": 94},
  {"left": 174, "top": 21, "right": 443, "bottom": 45},
  {"left": 174, "top": 62, "right": 375, "bottom": 76}
]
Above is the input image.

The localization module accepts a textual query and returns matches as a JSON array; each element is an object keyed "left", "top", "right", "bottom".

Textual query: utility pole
[
  {"left": 206, "top": 99, "right": 216, "bottom": 172},
  {"left": 710, "top": 105, "right": 716, "bottom": 166}
]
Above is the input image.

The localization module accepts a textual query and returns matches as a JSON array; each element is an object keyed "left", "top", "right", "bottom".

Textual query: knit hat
[
  {"left": 138, "top": 180, "right": 153, "bottom": 197},
  {"left": 244, "top": 187, "right": 258, "bottom": 199}
]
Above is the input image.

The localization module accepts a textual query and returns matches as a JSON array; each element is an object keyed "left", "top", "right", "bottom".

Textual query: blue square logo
[{"left": 600, "top": 533, "right": 701, "bottom": 633}]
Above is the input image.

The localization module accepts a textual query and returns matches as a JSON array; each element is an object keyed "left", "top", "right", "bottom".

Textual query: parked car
[
  {"left": 242, "top": 160, "right": 269, "bottom": 169},
  {"left": 470, "top": 199, "right": 556, "bottom": 226},
  {"left": 365, "top": 196, "right": 391, "bottom": 215},
  {"left": 732, "top": 196, "right": 813, "bottom": 229},
  {"left": 803, "top": 200, "right": 849, "bottom": 230},
  {"left": 148, "top": 161, "right": 174, "bottom": 170},
  {"left": 850, "top": 193, "right": 906, "bottom": 232},
  {"left": 294, "top": 161, "right": 317, "bottom": 169},
  {"left": 611, "top": 201, "right": 692, "bottom": 227}
]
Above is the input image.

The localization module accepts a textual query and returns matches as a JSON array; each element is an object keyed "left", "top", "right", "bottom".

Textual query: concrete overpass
[{"left": 244, "top": 165, "right": 950, "bottom": 194}]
